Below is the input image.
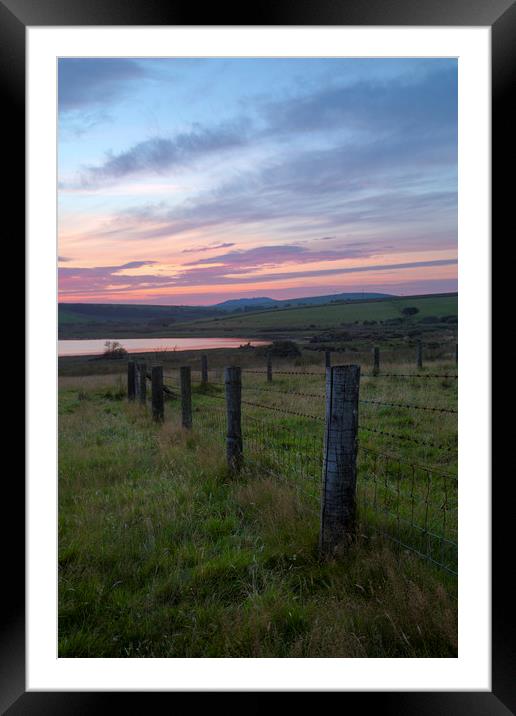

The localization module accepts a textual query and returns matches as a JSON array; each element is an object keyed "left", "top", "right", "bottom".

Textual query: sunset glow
[{"left": 58, "top": 58, "right": 457, "bottom": 305}]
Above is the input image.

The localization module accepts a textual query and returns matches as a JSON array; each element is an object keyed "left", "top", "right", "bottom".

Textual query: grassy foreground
[{"left": 59, "top": 367, "right": 457, "bottom": 658}]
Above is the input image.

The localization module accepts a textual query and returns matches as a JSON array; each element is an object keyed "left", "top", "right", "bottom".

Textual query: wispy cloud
[
  {"left": 183, "top": 243, "right": 375, "bottom": 268},
  {"left": 69, "top": 122, "right": 247, "bottom": 188},
  {"left": 59, "top": 260, "right": 167, "bottom": 296},
  {"left": 172, "top": 258, "right": 457, "bottom": 289},
  {"left": 181, "top": 242, "right": 235, "bottom": 254},
  {"left": 97, "top": 177, "right": 456, "bottom": 253}
]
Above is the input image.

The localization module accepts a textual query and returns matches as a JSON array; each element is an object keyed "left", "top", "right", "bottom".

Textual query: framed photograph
[{"left": 6, "top": 0, "right": 508, "bottom": 708}]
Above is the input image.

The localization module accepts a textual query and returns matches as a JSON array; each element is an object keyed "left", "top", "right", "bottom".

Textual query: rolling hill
[
  {"left": 214, "top": 292, "right": 392, "bottom": 312},
  {"left": 58, "top": 292, "right": 457, "bottom": 340},
  {"left": 170, "top": 293, "right": 458, "bottom": 337}
]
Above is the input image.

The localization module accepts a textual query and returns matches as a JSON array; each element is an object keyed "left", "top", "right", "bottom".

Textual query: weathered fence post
[
  {"left": 267, "top": 353, "right": 273, "bottom": 383},
  {"left": 127, "top": 360, "right": 136, "bottom": 401},
  {"left": 180, "top": 366, "right": 192, "bottom": 428},
  {"left": 455, "top": 343, "right": 458, "bottom": 365},
  {"left": 138, "top": 362, "right": 147, "bottom": 404},
  {"left": 416, "top": 340, "right": 423, "bottom": 369},
  {"left": 325, "top": 350, "right": 331, "bottom": 368},
  {"left": 225, "top": 366, "right": 242, "bottom": 471},
  {"left": 201, "top": 354, "right": 208, "bottom": 386},
  {"left": 372, "top": 346, "right": 380, "bottom": 376},
  {"left": 135, "top": 362, "right": 141, "bottom": 395},
  {"left": 151, "top": 365, "right": 164, "bottom": 422},
  {"left": 319, "top": 364, "right": 360, "bottom": 557}
]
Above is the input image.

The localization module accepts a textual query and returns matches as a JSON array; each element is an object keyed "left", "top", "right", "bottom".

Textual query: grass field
[
  {"left": 59, "top": 351, "right": 457, "bottom": 658},
  {"left": 170, "top": 294, "right": 458, "bottom": 336}
]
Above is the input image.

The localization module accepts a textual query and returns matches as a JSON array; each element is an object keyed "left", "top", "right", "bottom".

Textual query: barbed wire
[
  {"left": 362, "top": 372, "right": 458, "bottom": 379},
  {"left": 241, "top": 398, "right": 325, "bottom": 422},
  {"left": 243, "top": 385, "right": 325, "bottom": 400},
  {"left": 359, "top": 398, "right": 457, "bottom": 414},
  {"left": 359, "top": 424, "right": 457, "bottom": 453},
  {"left": 164, "top": 366, "right": 457, "bottom": 381},
  {"left": 243, "top": 368, "right": 457, "bottom": 379},
  {"left": 243, "top": 368, "right": 325, "bottom": 376},
  {"left": 144, "top": 372, "right": 177, "bottom": 396},
  {"left": 240, "top": 386, "right": 456, "bottom": 413}
]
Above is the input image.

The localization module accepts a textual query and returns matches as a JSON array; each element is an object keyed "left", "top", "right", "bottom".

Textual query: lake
[{"left": 58, "top": 337, "right": 269, "bottom": 357}]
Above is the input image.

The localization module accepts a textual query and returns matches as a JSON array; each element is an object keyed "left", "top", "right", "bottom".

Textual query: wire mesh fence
[
  {"left": 357, "top": 446, "right": 457, "bottom": 575},
  {"left": 241, "top": 410, "right": 324, "bottom": 515}
]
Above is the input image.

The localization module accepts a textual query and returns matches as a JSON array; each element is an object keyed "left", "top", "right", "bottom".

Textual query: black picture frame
[{"left": 5, "top": 0, "right": 508, "bottom": 709}]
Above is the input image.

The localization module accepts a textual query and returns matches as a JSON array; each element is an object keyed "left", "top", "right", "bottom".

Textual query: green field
[
  {"left": 173, "top": 294, "right": 458, "bottom": 336},
  {"left": 59, "top": 350, "right": 457, "bottom": 657}
]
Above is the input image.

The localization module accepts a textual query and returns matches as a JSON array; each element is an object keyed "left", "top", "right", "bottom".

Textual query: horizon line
[{"left": 58, "top": 289, "right": 458, "bottom": 308}]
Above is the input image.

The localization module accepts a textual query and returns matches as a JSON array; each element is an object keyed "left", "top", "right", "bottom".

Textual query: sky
[{"left": 58, "top": 58, "right": 457, "bottom": 305}]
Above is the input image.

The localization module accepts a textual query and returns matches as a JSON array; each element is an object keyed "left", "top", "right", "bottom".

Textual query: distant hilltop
[{"left": 213, "top": 292, "right": 393, "bottom": 312}]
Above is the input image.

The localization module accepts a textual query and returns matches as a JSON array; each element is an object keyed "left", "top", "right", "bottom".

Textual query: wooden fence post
[
  {"left": 455, "top": 343, "right": 458, "bottom": 365},
  {"left": 127, "top": 361, "right": 136, "bottom": 401},
  {"left": 372, "top": 346, "right": 380, "bottom": 376},
  {"left": 225, "top": 366, "right": 242, "bottom": 470},
  {"left": 151, "top": 365, "right": 164, "bottom": 422},
  {"left": 416, "top": 340, "right": 423, "bottom": 369},
  {"left": 325, "top": 350, "right": 331, "bottom": 368},
  {"left": 138, "top": 362, "right": 147, "bottom": 404},
  {"left": 201, "top": 354, "right": 208, "bottom": 386},
  {"left": 135, "top": 362, "right": 140, "bottom": 395},
  {"left": 267, "top": 353, "right": 273, "bottom": 383},
  {"left": 319, "top": 364, "right": 360, "bottom": 557},
  {"left": 180, "top": 366, "right": 192, "bottom": 428}
]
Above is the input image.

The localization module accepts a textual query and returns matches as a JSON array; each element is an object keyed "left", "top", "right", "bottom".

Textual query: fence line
[
  {"left": 137, "top": 341, "right": 457, "bottom": 377},
  {"left": 127, "top": 359, "right": 457, "bottom": 577},
  {"left": 148, "top": 364, "right": 457, "bottom": 458}
]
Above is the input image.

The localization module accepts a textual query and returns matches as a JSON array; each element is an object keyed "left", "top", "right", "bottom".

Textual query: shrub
[
  {"left": 102, "top": 341, "right": 128, "bottom": 360},
  {"left": 257, "top": 340, "right": 301, "bottom": 358},
  {"left": 401, "top": 307, "right": 419, "bottom": 317}
]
